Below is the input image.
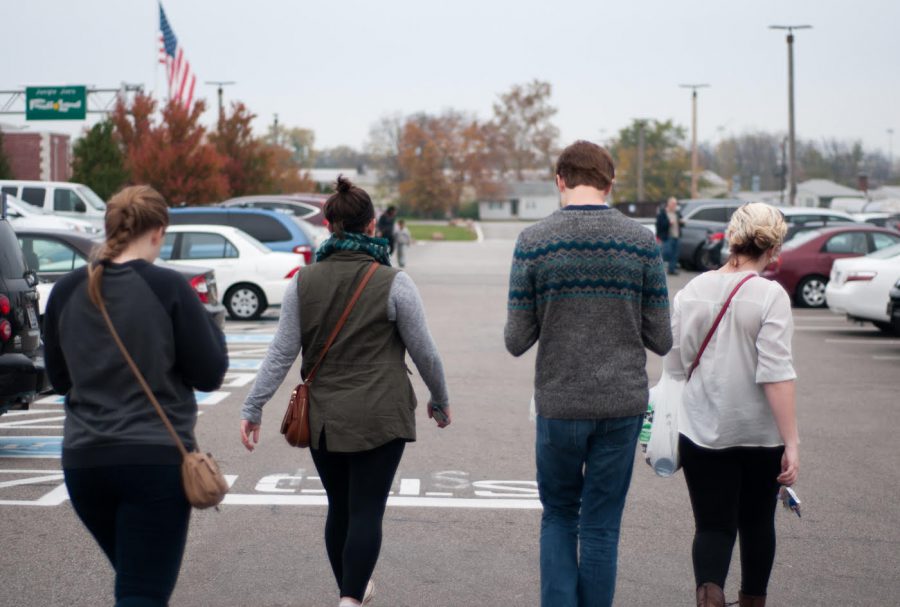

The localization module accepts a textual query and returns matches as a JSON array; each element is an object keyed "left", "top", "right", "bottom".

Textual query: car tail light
[
  {"left": 189, "top": 275, "right": 210, "bottom": 304},
  {"left": 765, "top": 256, "right": 781, "bottom": 273},
  {"left": 285, "top": 267, "right": 301, "bottom": 279},
  {"left": 708, "top": 232, "right": 725, "bottom": 243},
  {"left": 0, "top": 295, "right": 10, "bottom": 316},
  {"left": 293, "top": 245, "right": 313, "bottom": 265},
  {"left": 846, "top": 271, "right": 877, "bottom": 282},
  {"left": 0, "top": 319, "right": 11, "bottom": 342}
]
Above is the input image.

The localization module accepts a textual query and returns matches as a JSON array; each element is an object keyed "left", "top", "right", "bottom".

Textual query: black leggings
[
  {"left": 64, "top": 465, "right": 191, "bottom": 607},
  {"left": 310, "top": 434, "right": 405, "bottom": 601},
  {"left": 679, "top": 435, "right": 784, "bottom": 596}
]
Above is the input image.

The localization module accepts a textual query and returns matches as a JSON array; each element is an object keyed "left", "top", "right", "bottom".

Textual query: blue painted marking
[
  {"left": 229, "top": 359, "right": 263, "bottom": 370},
  {"left": 226, "top": 334, "right": 274, "bottom": 344},
  {"left": 0, "top": 436, "right": 62, "bottom": 458}
]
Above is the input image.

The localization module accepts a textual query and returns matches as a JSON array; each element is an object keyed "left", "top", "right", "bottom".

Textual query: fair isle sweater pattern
[{"left": 509, "top": 232, "right": 668, "bottom": 310}]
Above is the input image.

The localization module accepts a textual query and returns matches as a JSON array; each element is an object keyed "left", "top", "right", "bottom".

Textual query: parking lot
[{"left": 1, "top": 224, "right": 898, "bottom": 606}]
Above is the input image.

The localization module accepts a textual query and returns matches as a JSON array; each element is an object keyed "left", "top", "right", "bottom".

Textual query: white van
[{"left": 0, "top": 180, "right": 106, "bottom": 228}]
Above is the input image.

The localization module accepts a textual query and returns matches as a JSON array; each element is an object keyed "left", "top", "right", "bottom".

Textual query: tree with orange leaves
[{"left": 111, "top": 93, "right": 228, "bottom": 204}]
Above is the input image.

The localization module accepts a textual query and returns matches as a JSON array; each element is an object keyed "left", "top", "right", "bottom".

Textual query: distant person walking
[
  {"left": 656, "top": 196, "right": 684, "bottom": 275},
  {"left": 43, "top": 185, "right": 228, "bottom": 607},
  {"left": 376, "top": 205, "right": 398, "bottom": 255},
  {"left": 664, "top": 203, "right": 799, "bottom": 607},
  {"left": 394, "top": 219, "right": 412, "bottom": 268},
  {"left": 240, "top": 176, "right": 450, "bottom": 607},
  {"left": 505, "top": 141, "right": 673, "bottom": 607}
]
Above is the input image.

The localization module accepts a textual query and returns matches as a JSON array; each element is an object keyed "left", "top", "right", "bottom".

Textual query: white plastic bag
[{"left": 644, "top": 370, "right": 684, "bottom": 477}]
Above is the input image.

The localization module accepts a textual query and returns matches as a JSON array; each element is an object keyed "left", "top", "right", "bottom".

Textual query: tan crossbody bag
[{"left": 93, "top": 284, "right": 228, "bottom": 509}]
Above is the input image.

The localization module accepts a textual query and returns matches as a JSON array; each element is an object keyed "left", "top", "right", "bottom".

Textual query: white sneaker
[{"left": 362, "top": 580, "right": 375, "bottom": 605}]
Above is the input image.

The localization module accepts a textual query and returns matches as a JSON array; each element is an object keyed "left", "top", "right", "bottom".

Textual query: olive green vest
[{"left": 299, "top": 250, "right": 416, "bottom": 452}]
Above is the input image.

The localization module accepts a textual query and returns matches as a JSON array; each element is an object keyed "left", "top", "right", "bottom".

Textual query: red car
[{"left": 763, "top": 225, "right": 900, "bottom": 307}]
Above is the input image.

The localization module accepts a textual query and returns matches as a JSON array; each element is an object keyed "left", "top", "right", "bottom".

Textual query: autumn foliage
[{"left": 112, "top": 94, "right": 228, "bottom": 204}]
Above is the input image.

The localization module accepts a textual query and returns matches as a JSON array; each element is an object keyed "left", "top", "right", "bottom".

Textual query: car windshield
[
  {"left": 77, "top": 186, "right": 107, "bottom": 211},
  {"left": 867, "top": 242, "right": 900, "bottom": 260},
  {"left": 782, "top": 229, "right": 822, "bottom": 250},
  {"left": 239, "top": 232, "right": 273, "bottom": 254}
]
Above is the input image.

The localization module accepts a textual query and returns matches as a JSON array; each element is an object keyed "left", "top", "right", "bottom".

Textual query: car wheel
[
  {"left": 693, "top": 246, "right": 711, "bottom": 272},
  {"left": 225, "top": 284, "right": 266, "bottom": 320},
  {"left": 873, "top": 321, "right": 899, "bottom": 336},
  {"left": 796, "top": 276, "right": 828, "bottom": 308}
]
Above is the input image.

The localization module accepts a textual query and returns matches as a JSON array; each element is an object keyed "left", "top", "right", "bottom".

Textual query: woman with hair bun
[
  {"left": 663, "top": 203, "right": 800, "bottom": 607},
  {"left": 42, "top": 185, "right": 229, "bottom": 606},
  {"left": 240, "top": 175, "right": 450, "bottom": 607}
]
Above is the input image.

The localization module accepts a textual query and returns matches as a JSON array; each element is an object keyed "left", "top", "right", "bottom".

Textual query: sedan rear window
[
  {"left": 229, "top": 214, "right": 292, "bottom": 243},
  {"left": 823, "top": 232, "right": 868, "bottom": 254}
]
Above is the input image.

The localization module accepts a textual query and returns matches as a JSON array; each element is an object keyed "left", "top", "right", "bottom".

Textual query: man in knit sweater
[{"left": 505, "top": 140, "right": 672, "bottom": 607}]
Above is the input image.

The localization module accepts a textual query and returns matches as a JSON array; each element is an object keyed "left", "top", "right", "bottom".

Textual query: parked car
[
  {"left": 825, "top": 243, "right": 900, "bottom": 334},
  {"left": 762, "top": 225, "right": 900, "bottom": 308},
  {"left": 676, "top": 199, "right": 746, "bottom": 270},
  {"left": 887, "top": 279, "right": 900, "bottom": 334},
  {"left": 0, "top": 208, "right": 45, "bottom": 415},
  {"left": 852, "top": 212, "right": 900, "bottom": 231},
  {"left": 3, "top": 193, "right": 100, "bottom": 234},
  {"left": 699, "top": 206, "right": 860, "bottom": 270},
  {"left": 0, "top": 180, "right": 107, "bottom": 229},
  {"left": 169, "top": 207, "right": 319, "bottom": 264},
  {"left": 161, "top": 225, "right": 304, "bottom": 320},
  {"left": 14, "top": 228, "right": 226, "bottom": 328},
  {"left": 219, "top": 194, "right": 328, "bottom": 226}
]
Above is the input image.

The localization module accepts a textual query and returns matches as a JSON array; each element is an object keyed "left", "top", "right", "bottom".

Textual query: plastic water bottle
[{"left": 639, "top": 403, "right": 654, "bottom": 452}]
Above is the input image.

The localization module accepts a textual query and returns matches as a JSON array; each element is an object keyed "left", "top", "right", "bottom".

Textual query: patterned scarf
[{"left": 315, "top": 231, "right": 392, "bottom": 266}]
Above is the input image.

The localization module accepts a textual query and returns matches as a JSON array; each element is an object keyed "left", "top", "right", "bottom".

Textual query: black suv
[{"left": 0, "top": 198, "right": 44, "bottom": 415}]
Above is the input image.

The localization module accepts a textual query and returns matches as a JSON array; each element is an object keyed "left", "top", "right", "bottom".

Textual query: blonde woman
[
  {"left": 664, "top": 203, "right": 799, "bottom": 607},
  {"left": 43, "top": 186, "right": 228, "bottom": 606}
]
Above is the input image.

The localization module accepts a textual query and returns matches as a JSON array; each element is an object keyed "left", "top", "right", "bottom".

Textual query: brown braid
[{"left": 87, "top": 186, "right": 169, "bottom": 308}]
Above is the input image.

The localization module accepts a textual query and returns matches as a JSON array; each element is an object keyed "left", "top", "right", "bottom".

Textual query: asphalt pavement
[{"left": 1, "top": 221, "right": 898, "bottom": 606}]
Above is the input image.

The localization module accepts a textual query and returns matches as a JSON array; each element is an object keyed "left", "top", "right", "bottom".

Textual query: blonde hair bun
[{"left": 725, "top": 202, "right": 787, "bottom": 259}]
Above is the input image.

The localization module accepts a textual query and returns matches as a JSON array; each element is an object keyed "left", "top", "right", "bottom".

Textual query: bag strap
[
  {"left": 92, "top": 267, "right": 189, "bottom": 458},
  {"left": 687, "top": 273, "right": 756, "bottom": 381},
  {"left": 305, "top": 261, "right": 380, "bottom": 385}
]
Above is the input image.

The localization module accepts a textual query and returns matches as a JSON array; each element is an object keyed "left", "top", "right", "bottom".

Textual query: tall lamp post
[
  {"left": 679, "top": 83, "right": 710, "bottom": 199},
  {"left": 770, "top": 25, "right": 811, "bottom": 206},
  {"left": 888, "top": 128, "right": 895, "bottom": 177},
  {"left": 205, "top": 80, "right": 236, "bottom": 121}
]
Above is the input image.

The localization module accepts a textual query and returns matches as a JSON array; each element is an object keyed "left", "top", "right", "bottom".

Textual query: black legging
[
  {"left": 679, "top": 434, "right": 784, "bottom": 596},
  {"left": 310, "top": 433, "right": 405, "bottom": 601},
  {"left": 64, "top": 465, "right": 190, "bottom": 606}
]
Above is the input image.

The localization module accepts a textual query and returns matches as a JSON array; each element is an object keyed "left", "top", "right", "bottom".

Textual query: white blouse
[{"left": 663, "top": 271, "right": 797, "bottom": 449}]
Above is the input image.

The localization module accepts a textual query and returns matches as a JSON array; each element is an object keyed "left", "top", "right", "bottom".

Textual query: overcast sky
[{"left": 3, "top": 0, "right": 898, "bottom": 155}]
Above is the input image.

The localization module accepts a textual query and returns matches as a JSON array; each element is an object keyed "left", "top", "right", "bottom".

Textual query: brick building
[{"left": 0, "top": 127, "right": 71, "bottom": 181}]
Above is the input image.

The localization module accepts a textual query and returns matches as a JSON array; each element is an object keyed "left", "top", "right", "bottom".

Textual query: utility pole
[
  {"left": 770, "top": 25, "right": 811, "bottom": 206},
  {"left": 272, "top": 113, "right": 280, "bottom": 146},
  {"left": 205, "top": 80, "right": 235, "bottom": 121},
  {"left": 637, "top": 120, "right": 646, "bottom": 202},
  {"left": 888, "top": 128, "right": 895, "bottom": 177},
  {"left": 679, "top": 83, "right": 710, "bottom": 199}
]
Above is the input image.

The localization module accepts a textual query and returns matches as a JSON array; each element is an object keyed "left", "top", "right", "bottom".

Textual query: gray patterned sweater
[{"left": 505, "top": 206, "right": 673, "bottom": 420}]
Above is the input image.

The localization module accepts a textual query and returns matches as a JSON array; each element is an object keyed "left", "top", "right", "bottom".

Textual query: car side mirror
[{"left": 24, "top": 269, "right": 38, "bottom": 288}]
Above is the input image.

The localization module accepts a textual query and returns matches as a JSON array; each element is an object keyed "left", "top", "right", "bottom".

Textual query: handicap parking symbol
[{"left": 0, "top": 436, "right": 63, "bottom": 459}]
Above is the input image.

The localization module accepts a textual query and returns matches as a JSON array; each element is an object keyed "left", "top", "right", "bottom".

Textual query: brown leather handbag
[
  {"left": 281, "top": 261, "right": 380, "bottom": 448},
  {"left": 94, "top": 283, "right": 229, "bottom": 510}
]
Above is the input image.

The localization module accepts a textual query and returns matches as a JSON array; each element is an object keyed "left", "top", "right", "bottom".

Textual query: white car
[
  {"left": 4, "top": 194, "right": 100, "bottom": 234},
  {"left": 160, "top": 225, "right": 304, "bottom": 320},
  {"left": 825, "top": 243, "right": 900, "bottom": 334}
]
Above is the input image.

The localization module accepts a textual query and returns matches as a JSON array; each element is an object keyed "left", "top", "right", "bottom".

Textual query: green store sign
[{"left": 26, "top": 86, "right": 87, "bottom": 120}]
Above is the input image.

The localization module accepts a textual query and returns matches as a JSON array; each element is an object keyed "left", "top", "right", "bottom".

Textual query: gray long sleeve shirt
[{"left": 241, "top": 271, "right": 448, "bottom": 425}]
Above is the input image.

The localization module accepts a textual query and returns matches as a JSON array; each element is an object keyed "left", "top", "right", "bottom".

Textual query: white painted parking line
[
  {"left": 0, "top": 416, "right": 65, "bottom": 428},
  {"left": 227, "top": 347, "right": 272, "bottom": 357},
  {"left": 222, "top": 373, "right": 257, "bottom": 388},
  {"left": 826, "top": 338, "right": 900, "bottom": 345},
  {"left": 0, "top": 473, "right": 64, "bottom": 489},
  {"left": 35, "top": 392, "right": 231, "bottom": 407}
]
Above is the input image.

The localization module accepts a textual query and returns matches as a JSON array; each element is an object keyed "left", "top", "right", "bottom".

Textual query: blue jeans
[
  {"left": 663, "top": 238, "right": 679, "bottom": 272},
  {"left": 536, "top": 414, "right": 643, "bottom": 607}
]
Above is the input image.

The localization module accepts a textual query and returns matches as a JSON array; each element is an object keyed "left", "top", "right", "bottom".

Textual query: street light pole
[
  {"left": 888, "top": 128, "right": 895, "bottom": 177},
  {"left": 204, "top": 80, "right": 236, "bottom": 121},
  {"left": 679, "top": 83, "right": 710, "bottom": 199},
  {"left": 770, "top": 25, "right": 811, "bottom": 206}
]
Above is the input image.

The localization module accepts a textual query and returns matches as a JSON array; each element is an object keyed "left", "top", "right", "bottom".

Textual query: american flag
[{"left": 158, "top": 3, "right": 197, "bottom": 107}]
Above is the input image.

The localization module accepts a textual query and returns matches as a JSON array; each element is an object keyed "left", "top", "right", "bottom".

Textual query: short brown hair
[{"left": 556, "top": 140, "right": 615, "bottom": 191}]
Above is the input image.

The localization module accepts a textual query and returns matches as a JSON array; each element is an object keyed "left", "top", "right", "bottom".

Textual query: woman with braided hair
[{"left": 43, "top": 185, "right": 228, "bottom": 607}]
